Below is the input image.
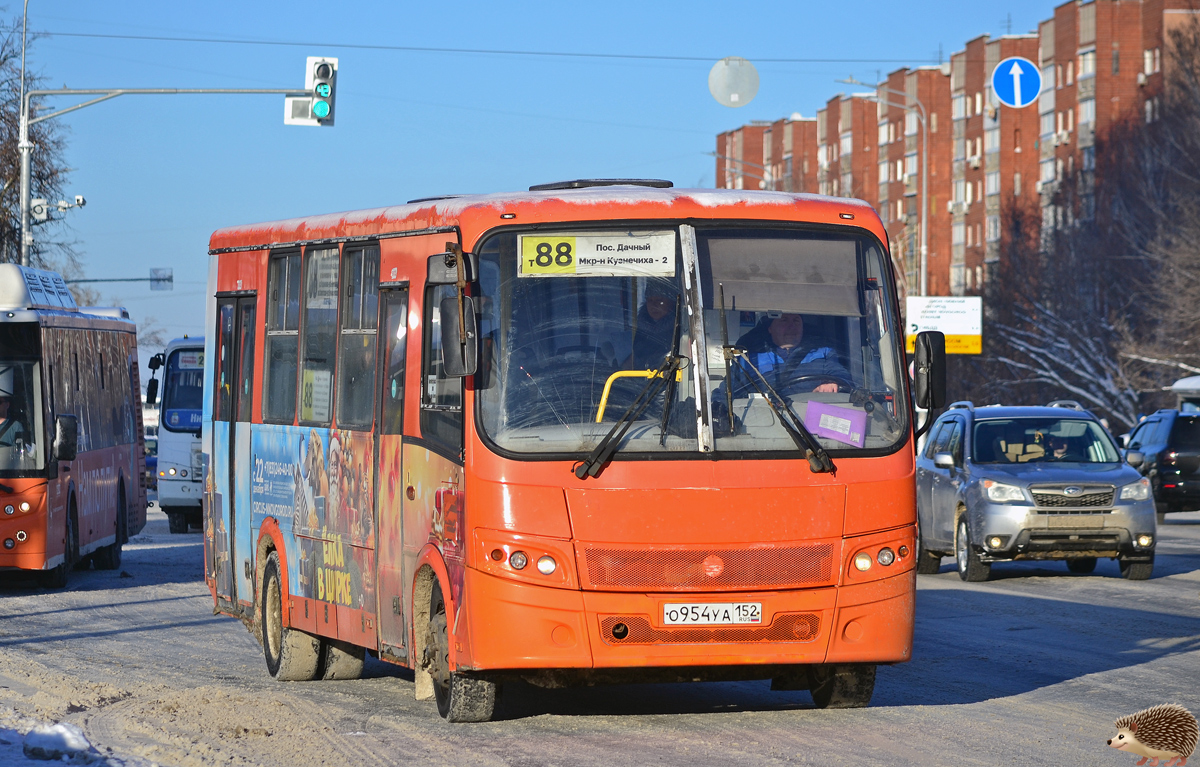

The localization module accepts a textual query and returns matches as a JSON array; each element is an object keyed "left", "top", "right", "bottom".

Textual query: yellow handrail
[{"left": 594, "top": 368, "right": 683, "bottom": 423}]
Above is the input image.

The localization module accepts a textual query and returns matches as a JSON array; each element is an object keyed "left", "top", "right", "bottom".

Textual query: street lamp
[
  {"left": 837, "top": 76, "right": 929, "bottom": 297},
  {"left": 18, "top": 0, "right": 30, "bottom": 266}
]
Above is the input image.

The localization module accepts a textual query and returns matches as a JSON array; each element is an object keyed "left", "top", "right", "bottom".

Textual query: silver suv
[{"left": 915, "top": 402, "right": 1157, "bottom": 581}]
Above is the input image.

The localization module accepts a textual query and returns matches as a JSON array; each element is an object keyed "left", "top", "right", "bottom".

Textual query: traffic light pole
[{"left": 18, "top": 87, "right": 309, "bottom": 266}]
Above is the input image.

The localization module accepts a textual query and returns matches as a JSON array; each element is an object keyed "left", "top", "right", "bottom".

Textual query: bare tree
[{"left": 0, "top": 16, "right": 79, "bottom": 274}]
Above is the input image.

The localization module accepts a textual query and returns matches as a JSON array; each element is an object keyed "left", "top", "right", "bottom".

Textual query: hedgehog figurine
[{"left": 1108, "top": 704, "right": 1199, "bottom": 766}]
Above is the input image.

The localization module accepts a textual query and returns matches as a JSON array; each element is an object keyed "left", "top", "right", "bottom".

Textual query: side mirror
[
  {"left": 145, "top": 377, "right": 159, "bottom": 407},
  {"left": 914, "top": 331, "right": 947, "bottom": 410},
  {"left": 53, "top": 414, "right": 78, "bottom": 462},
  {"left": 439, "top": 295, "right": 478, "bottom": 377},
  {"left": 148, "top": 353, "right": 165, "bottom": 372},
  {"left": 1126, "top": 451, "right": 1145, "bottom": 469},
  {"left": 933, "top": 452, "right": 955, "bottom": 470}
]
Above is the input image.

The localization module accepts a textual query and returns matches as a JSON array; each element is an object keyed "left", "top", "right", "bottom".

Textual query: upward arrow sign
[{"left": 1009, "top": 61, "right": 1025, "bottom": 106}]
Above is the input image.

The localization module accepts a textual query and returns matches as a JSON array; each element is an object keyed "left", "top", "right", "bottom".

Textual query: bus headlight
[
  {"left": 3, "top": 505, "right": 12, "bottom": 515},
  {"left": 1119, "top": 478, "right": 1152, "bottom": 501},
  {"left": 877, "top": 547, "right": 896, "bottom": 566},
  {"left": 168, "top": 468, "right": 177, "bottom": 476},
  {"left": 509, "top": 551, "right": 528, "bottom": 570},
  {"left": 537, "top": 556, "right": 557, "bottom": 575},
  {"left": 853, "top": 552, "right": 873, "bottom": 571},
  {"left": 19, "top": 502, "right": 29, "bottom": 512}
]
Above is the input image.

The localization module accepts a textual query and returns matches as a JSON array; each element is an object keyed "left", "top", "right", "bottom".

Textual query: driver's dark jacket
[{"left": 724, "top": 326, "right": 849, "bottom": 399}]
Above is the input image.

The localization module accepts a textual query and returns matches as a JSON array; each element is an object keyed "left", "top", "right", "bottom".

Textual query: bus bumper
[
  {"left": 157, "top": 478, "right": 203, "bottom": 507},
  {"left": 458, "top": 566, "right": 914, "bottom": 671}
]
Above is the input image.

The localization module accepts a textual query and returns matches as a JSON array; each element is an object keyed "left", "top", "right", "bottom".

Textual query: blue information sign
[{"left": 991, "top": 57, "right": 1041, "bottom": 109}]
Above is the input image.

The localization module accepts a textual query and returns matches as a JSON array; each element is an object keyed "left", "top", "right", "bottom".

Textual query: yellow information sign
[
  {"left": 520, "top": 235, "right": 578, "bottom": 276},
  {"left": 904, "top": 296, "right": 982, "bottom": 355},
  {"left": 517, "top": 232, "right": 675, "bottom": 278}
]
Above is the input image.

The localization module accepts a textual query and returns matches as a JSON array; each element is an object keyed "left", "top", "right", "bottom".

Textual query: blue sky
[{"left": 28, "top": 0, "right": 1054, "bottom": 363}]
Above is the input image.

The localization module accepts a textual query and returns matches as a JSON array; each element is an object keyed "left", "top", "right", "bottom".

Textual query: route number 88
[{"left": 535, "top": 241, "right": 573, "bottom": 267}]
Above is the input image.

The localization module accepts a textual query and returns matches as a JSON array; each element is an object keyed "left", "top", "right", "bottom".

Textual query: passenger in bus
[
  {"left": 728, "top": 313, "right": 849, "bottom": 396},
  {"left": 629, "top": 282, "right": 679, "bottom": 370}
]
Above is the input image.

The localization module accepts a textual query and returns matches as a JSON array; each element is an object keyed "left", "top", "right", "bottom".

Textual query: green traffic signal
[{"left": 312, "top": 100, "right": 331, "bottom": 119}]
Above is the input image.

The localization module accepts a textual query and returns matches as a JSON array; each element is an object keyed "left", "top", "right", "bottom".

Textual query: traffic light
[{"left": 308, "top": 56, "right": 337, "bottom": 125}]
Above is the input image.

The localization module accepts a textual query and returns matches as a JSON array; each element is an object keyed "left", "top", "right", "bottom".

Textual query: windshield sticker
[
  {"left": 518, "top": 232, "right": 675, "bottom": 278},
  {"left": 804, "top": 401, "right": 867, "bottom": 448}
]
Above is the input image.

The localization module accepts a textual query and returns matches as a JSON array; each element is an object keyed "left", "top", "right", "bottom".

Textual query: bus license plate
[{"left": 663, "top": 603, "right": 762, "bottom": 625}]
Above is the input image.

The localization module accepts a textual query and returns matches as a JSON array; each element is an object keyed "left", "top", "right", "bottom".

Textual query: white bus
[{"left": 147, "top": 337, "right": 204, "bottom": 533}]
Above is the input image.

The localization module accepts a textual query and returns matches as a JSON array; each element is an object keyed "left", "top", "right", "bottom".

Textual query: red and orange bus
[
  {"left": 0, "top": 264, "right": 147, "bottom": 587},
  {"left": 202, "top": 180, "right": 944, "bottom": 721}
]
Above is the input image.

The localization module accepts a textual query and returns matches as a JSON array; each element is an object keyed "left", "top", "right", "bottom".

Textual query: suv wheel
[
  {"left": 956, "top": 518, "right": 991, "bottom": 582},
  {"left": 1119, "top": 556, "right": 1154, "bottom": 581}
]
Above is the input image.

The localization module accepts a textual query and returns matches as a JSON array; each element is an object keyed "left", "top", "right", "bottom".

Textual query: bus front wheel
[
  {"left": 808, "top": 663, "right": 876, "bottom": 709},
  {"left": 164, "top": 507, "right": 188, "bottom": 535},
  {"left": 94, "top": 483, "right": 126, "bottom": 570},
  {"left": 261, "top": 551, "right": 321, "bottom": 681},
  {"left": 41, "top": 497, "right": 78, "bottom": 589},
  {"left": 425, "top": 580, "right": 497, "bottom": 722}
]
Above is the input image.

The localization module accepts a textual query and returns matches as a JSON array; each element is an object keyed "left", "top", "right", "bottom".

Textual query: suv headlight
[
  {"left": 1119, "top": 478, "right": 1152, "bottom": 501},
  {"left": 983, "top": 480, "right": 1026, "bottom": 503}
]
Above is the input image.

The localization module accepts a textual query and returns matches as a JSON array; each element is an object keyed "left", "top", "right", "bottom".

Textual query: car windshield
[
  {"left": 476, "top": 225, "right": 908, "bottom": 456},
  {"left": 161, "top": 348, "right": 203, "bottom": 432},
  {"left": 0, "top": 360, "right": 43, "bottom": 473},
  {"left": 972, "top": 418, "right": 1120, "bottom": 463}
]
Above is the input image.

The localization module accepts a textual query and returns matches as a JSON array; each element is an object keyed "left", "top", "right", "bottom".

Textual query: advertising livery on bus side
[
  {"left": 0, "top": 265, "right": 147, "bottom": 587},
  {"left": 202, "top": 180, "right": 945, "bottom": 721}
]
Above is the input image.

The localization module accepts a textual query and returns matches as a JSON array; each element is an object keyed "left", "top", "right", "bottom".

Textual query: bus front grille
[
  {"left": 582, "top": 543, "right": 835, "bottom": 591},
  {"left": 599, "top": 614, "right": 821, "bottom": 645}
]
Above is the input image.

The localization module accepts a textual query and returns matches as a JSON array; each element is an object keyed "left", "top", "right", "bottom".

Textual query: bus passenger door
[
  {"left": 375, "top": 287, "right": 409, "bottom": 659},
  {"left": 212, "top": 296, "right": 257, "bottom": 607}
]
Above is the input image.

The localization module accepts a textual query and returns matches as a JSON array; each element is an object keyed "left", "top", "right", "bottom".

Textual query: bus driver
[{"left": 0, "top": 366, "right": 26, "bottom": 449}]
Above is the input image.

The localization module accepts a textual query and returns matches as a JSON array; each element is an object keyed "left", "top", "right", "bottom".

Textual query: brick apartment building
[
  {"left": 877, "top": 66, "right": 953, "bottom": 298},
  {"left": 714, "top": 0, "right": 1200, "bottom": 298},
  {"left": 950, "top": 33, "right": 1041, "bottom": 296},
  {"left": 816, "top": 94, "right": 878, "bottom": 204},
  {"left": 760, "top": 114, "right": 819, "bottom": 193}
]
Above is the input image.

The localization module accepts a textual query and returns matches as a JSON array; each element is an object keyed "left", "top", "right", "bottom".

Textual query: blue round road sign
[{"left": 991, "top": 56, "right": 1041, "bottom": 108}]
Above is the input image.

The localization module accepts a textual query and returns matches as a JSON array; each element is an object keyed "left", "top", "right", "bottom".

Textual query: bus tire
[
  {"left": 164, "top": 507, "right": 188, "bottom": 534},
  {"left": 261, "top": 551, "right": 320, "bottom": 681},
  {"left": 320, "top": 639, "right": 366, "bottom": 680},
  {"left": 808, "top": 663, "right": 876, "bottom": 709},
  {"left": 94, "top": 483, "right": 126, "bottom": 570},
  {"left": 41, "top": 497, "right": 78, "bottom": 589},
  {"left": 426, "top": 580, "right": 497, "bottom": 722}
]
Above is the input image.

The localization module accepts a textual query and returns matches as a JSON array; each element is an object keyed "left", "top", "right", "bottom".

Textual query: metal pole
[
  {"left": 17, "top": 86, "right": 310, "bottom": 266},
  {"left": 18, "top": 0, "right": 30, "bottom": 267}
]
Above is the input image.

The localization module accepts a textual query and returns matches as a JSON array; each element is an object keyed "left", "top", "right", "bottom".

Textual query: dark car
[
  {"left": 916, "top": 401, "right": 1156, "bottom": 581},
  {"left": 1124, "top": 409, "right": 1200, "bottom": 522}
]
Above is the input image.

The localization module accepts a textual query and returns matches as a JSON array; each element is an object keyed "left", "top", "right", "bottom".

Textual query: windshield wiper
[
  {"left": 726, "top": 349, "right": 836, "bottom": 474},
  {"left": 575, "top": 352, "right": 681, "bottom": 479}
]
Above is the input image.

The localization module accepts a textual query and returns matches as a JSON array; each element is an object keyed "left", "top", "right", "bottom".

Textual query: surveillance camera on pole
[{"left": 284, "top": 56, "right": 338, "bottom": 127}]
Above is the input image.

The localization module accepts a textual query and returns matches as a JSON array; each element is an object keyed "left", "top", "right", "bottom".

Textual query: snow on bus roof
[{"left": 209, "top": 187, "right": 878, "bottom": 249}]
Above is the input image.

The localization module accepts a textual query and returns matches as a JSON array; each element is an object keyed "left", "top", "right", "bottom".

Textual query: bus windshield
[
  {"left": 0, "top": 361, "right": 43, "bottom": 473},
  {"left": 161, "top": 348, "right": 204, "bottom": 432},
  {"left": 477, "top": 225, "right": 907, "bottom": 456}
]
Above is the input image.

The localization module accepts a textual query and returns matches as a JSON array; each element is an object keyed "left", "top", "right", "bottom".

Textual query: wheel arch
[
  {"left": 254, "top": 517, "right": 288, "bottom": 642},
  {"left": 412, "top": 544, "right": 454, "bottom": 701}
]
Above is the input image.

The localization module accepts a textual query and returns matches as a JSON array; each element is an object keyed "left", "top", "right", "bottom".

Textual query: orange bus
[
  {"left": 0, "top": 265, "right": 148, "bottom": 587},
  {"left": 202, "top": 180, "right": 945, "bottom": 721}
]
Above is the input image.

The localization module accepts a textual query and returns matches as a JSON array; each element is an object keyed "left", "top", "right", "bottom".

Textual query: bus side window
[
  {"left": 379, "top": 288, "right": 408, "bottom": 435},
  {"left": 300, "top": 246, "right": 339, "bottom": 426},
  {"left": 264, "top": 251, "right": 301, "bottom": 424},
  {"left": 336, "top": 245, "right": 379, "bottom": 430},
  {"left": 420, "top": 284, "right": 463, "bottom": 456}
]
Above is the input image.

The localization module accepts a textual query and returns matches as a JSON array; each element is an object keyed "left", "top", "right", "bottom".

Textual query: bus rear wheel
[
  {"left": 261, "top": 552, "right": 321, "bottom": 681},
  {"left": 425, "top": 581, "right": 497, "bottom": 722},
  {"left": 93, "top": 483, "right": 126, "bottom": 570},
  {"left": 808, "top": 663, "right": 876, "bottom": 709}
]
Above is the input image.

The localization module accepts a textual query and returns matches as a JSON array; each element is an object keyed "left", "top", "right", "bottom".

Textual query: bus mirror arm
[
  {"left": 52, "top": 414, "right": 78, "bottom": 462},
  {"left": 439, "top": 296, "right": 478, "bottom": 377}
]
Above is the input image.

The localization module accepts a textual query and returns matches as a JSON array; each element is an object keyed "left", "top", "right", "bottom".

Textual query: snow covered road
[{"left": 1, "top": 508, "right": 1199, "bottom": 766}]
